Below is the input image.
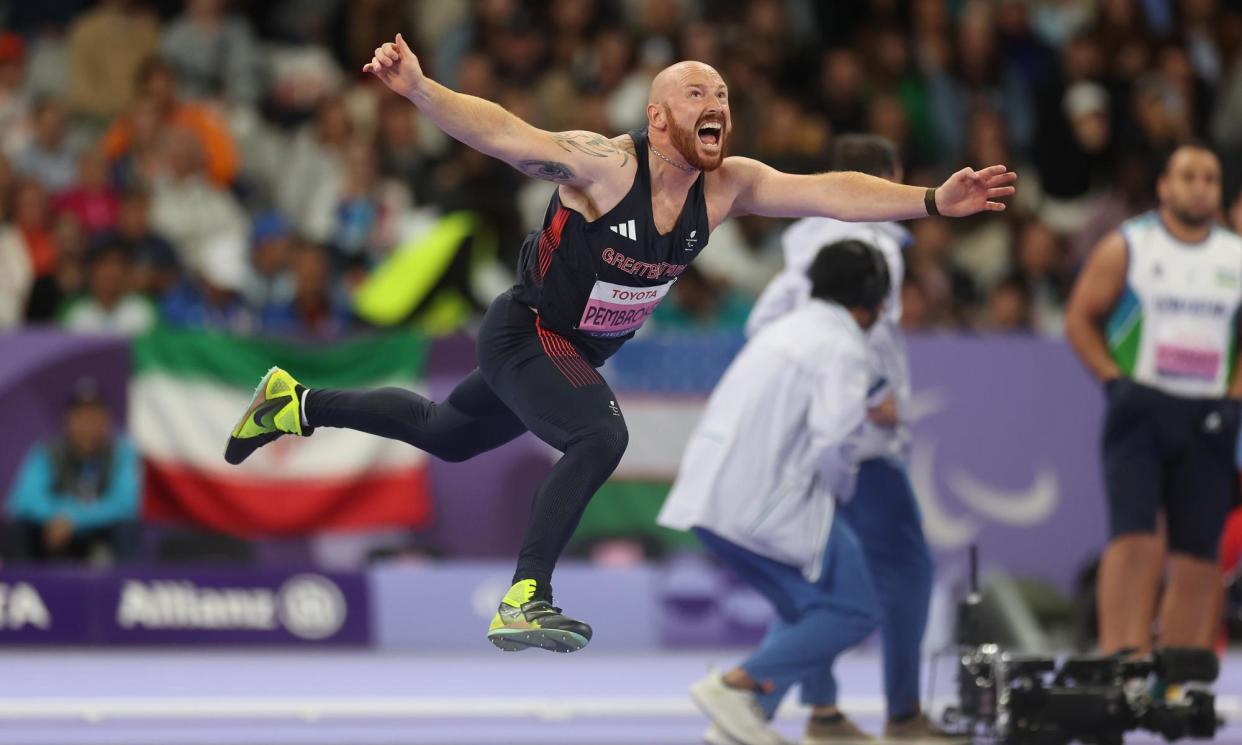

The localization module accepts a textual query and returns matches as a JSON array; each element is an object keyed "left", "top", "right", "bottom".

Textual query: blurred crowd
[{"left": 2, "top": 0, "right": 1242, "bottom": 339}]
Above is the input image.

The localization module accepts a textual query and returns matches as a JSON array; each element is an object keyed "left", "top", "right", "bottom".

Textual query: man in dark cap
[{"left": 5, "top": 378, "right": 140, "bottom": 563}]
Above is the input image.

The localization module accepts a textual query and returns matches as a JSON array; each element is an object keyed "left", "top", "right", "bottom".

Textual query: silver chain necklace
[{"left": 649, "top": 144, "right": 696, "bottom": 173}]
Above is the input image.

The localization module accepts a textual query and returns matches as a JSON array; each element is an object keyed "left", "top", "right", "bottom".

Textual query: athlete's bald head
[
  {"left": 646, "top": 61, "right": 731, "bottom": 172},
  {"left": 648, "top": 61, "right": 725, "bottom": 106}
]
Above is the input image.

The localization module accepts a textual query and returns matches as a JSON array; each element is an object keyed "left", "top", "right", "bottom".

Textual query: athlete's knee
[
  {"left": 572, "top": 417, "right": 629, "bottom": 469},
  {"left": 410, "top": 401, "right": 485, "bottom": 463}
]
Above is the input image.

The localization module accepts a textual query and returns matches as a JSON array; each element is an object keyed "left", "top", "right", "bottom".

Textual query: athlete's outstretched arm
[
  {"left": 1065, "top": 231, "right": 1127, "bottom": 383},
  {"left": 364, "top": 34, "right": 632, "bottom": 186},
  {"left": 721, "top": 157, "right": 1016, "bottom": 221}
]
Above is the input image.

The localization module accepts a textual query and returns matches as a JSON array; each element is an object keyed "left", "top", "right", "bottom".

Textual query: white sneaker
[
  {"left": 705, "top": 724, "right": 743, "bottom": 745},
  {"left": 706, "top": 723, "right": 796, "bottom": 745},
  {"left": 690, "top": 670, "right": 787, "bottom": 745}
]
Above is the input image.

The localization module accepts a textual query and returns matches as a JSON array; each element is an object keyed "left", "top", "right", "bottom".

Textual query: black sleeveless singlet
[{"left": 511, "top": 127, "right": 711, "bottom": 365}]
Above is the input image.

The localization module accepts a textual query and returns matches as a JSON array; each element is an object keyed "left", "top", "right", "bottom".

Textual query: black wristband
[{"left": 924, "top": 187, "right": 940, "bottom": 217}]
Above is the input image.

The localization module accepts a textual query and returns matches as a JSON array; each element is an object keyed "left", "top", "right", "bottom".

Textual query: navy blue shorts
[{"left": 1101, "top": 378, "right": 1241, "bottom": 560}]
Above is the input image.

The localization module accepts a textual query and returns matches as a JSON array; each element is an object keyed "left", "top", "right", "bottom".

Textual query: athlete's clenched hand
[{"left": 363, "top": 33, "right": 425, "bottom": 99}]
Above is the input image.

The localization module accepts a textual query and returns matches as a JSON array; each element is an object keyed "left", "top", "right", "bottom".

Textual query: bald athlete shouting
[{"left": 224, "top": 34, "right": 1016, "bottom": 653}]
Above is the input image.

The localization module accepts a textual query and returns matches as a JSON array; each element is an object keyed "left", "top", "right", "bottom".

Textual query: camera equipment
[{"left": 941, "top": 547, "right": 1220, "bottom": 745}]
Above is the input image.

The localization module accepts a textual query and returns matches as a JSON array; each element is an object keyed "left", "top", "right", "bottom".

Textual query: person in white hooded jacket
[
  {"left": 658, "top": 239, "right": 890, "bottom": 745},
  {"left": 739, "top": 136, "right": 952, "bottom": 744}
]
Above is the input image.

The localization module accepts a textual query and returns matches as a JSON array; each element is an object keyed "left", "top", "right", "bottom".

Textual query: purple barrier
[
  {"left": 0, "top": 568, "right": 370, "bottom": 646},
  {"left": 371, "top": 560, "right": 661, "bottom": 650},
  {"left": 0, "top": 569, "right": 92, "bottom": 645},
  {"left": 0, "top": 330, "right": 1113, "bottom": 595},
  {"left": 905, "top": 336, "right": 1107, "bottom": 591},
  {"left": 344, "top": 332, "right": 1117, "bottom": 593}
]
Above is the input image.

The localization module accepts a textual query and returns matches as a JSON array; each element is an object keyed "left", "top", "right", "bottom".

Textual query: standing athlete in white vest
[{"left": 1067, "top": 142, "right": 1242, "bottom": 654}]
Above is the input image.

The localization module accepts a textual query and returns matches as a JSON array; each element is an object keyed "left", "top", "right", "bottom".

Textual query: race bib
[
  {"left": 1155, "top": 343, "right": 1221, "bottom": 380},
  {"left": 578, "top": 279, "right": 674, "bottom": 337}
]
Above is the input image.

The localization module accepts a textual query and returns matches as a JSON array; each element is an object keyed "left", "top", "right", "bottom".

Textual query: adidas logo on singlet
[{"left": 609, "top": 219, "right": 637, "bottom": 241}]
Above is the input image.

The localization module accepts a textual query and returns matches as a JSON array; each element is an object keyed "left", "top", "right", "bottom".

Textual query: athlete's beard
[
  {"left": 1169, "top": 204, "right": 1216, "bottom": 229},
  {"left": 665, "top": 105, "right": 729, "bottom": 172}
]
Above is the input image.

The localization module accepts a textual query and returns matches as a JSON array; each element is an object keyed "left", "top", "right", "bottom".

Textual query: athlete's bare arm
[
  {"left": 710, "top": 157, "right": 1017, "bottom": 224},
  {"left": 1230, "top": 319, "right": 1242, "bottom": 398},
  {"left": 364, "top": 34, "right": 634, "bottom": 192},
  {"left": 1065, "top": 231, "right": 1128, "bottom": 383}
]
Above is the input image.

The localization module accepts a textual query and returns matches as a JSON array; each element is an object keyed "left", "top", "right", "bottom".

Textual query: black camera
[
  {"left": 942, "top": 549, "right": 1220, "bottom": 744},
  {"left": 944, "top": 644, "right": 1219, "bottom": 745}
]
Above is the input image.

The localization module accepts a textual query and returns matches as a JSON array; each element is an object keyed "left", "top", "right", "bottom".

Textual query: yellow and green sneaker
[
  {"left": 224, "top": 366, "right": 311, "bottom": 465},
  {"left": 486, "top": 579, "right": 592, "bottom": 653}
]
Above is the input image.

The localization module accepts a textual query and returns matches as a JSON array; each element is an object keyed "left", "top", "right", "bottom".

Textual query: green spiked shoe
[
  {"left": 487, "top": 579, "right": 592, "bottom": 653},
  {"left": 224, "top": 366, "right": 311, "bottom": 465}
]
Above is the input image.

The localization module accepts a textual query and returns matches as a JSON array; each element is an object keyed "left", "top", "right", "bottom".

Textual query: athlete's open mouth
[{"left": 698, "top": 121, "right": 722, "bottom": 146}]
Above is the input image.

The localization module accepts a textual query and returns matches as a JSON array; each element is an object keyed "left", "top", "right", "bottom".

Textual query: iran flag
[{"left": 129, "top": 329, "right": 432, "bottom": 536}]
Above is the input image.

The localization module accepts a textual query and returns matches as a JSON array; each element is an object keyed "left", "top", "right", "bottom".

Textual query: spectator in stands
[
  {"left": 65, "top": 0, "right": 160, "bottom": 122},
  {"left": 953, "top": 105, "right": 1018, "bottom": 290},
  {"left": 160, "top": 234, "right": 256, "bottom": 333},
  {"left": 277, "top": 96, "right": 352, "bottom": 244},
  {"left": 51, "top": 212, "right": 89, "bottom": 310},
  {"left": 817, "top": 48, "right": 868, "bottom": 137},
  {"left": 106, "top": 97, "right": 165, "bottom": 192},
  {"left": 12, "top": 97, "right": 78, "bottom": 193},
  {"left": 1088, "top": 0, "right": 1156, "bottom": 83},
  {"left": 243, "top": 212, "right": 296, "bottom": 312},
  {"left": 900, "top": 277, "right": 932, "bottom": 332},
  {"left": 1118, "top": 73, "right": 1192, "bottom": 198},
  {"left": 12, "top": 179, "right": 62, "bottom": 322},
  {"left": 1212, "top": 38, "right": 1242, "bottom": 150},
  {"left": 331, "top": 139, "right": 397, "bottom": 264},
  {"left": 1036, "top": 80, "right": 1118, "bottom": 207},
  {"left": 925, "top": 0, "right": 1035, "bottom": 165},
  {"left": 986, "top": 277, "right": 1034, "bottom": 332},
  {"left": 4, "top": 377, "right": 140, "bottom": 563},
  {"left": 692, "top": 214, "right": 783, "bottom": 299},
  {"left": 375, "top": 94, "right": 434, "bottom": 204},
  {"left": 996, "top": 0, "right": 1060, "bottom": 92},
  {"left": 260, "top": 240, "right": 353, "bottom": 338},
  {"left": 61, "top": 241, "right": 156, "bottom": 336},
  {"left": 94, "top": 188, "right": 180, "bottom": 298},
  {"left": 148, "top": 127, "right": 248, "bottom": 274},
  {"left": 864, "top": 24, "right": 937, "bottom": 163},
  {"left": 53, "top": 148, "right": 120, "bottom": 235},
  {"left": 160, "top": 0, "right": 261, "bottom": 106},
  {"left": 905, "top": 217, "right": 977, "bottom": 329},
  {"left": 1012, "top": 219, "right": 1070, "bottom": 336},
  {"left": 102, "top": 57, "right": 239, "bottom": 187},
  {"left": 547, "top": 0, "right": 602, "bottom": 70},
  {"left": 753, "top": 95, "right": 829, "bottom": 175},
  {"left": 0, "top": 33, "right": 31, "bottom": 156},
  {"left": 0, "top": 170, "right": 34, "bottom": 329}
]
